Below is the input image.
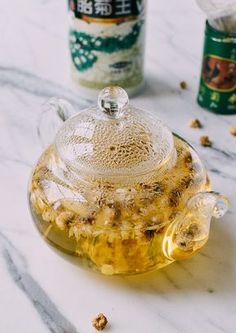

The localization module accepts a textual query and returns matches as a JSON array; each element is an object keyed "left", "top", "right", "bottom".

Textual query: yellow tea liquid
[{"left": 29, "top": 136, "right": 209, "bottom": 275}]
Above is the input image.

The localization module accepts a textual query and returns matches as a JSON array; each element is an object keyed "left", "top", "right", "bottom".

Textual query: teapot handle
[
  {"left": 38, "top": 98, "right": 76, "bottom": 148},
  {"left": 163, "top": 191, "right": 229, "bottom": 261}
]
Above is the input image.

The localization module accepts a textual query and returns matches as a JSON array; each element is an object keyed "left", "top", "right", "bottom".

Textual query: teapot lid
[{"left": 55, "top": 86, "right": 175, "bottom": 177}]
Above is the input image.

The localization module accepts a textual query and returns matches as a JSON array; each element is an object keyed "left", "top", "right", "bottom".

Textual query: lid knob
[{"left": 98, "top": 86, "right": 129, "bottom": 119}]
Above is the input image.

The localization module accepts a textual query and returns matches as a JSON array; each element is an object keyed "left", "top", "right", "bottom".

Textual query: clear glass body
[{"left": 29, "top": 135, "right": 213, "bottom": 275}]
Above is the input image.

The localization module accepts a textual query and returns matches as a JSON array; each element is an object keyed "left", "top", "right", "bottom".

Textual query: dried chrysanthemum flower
[
  {"left": 180, "top": 81, "right": 187, "bottom": 90},
  {"left": 92, "top": 313, "right": 108, "bottom": 331},
  {"left": 230, "top": 126, "right": 236, "bottom": 136},
  {"left": 55, "top": 211, "right": 74, "bottom": 230},
  {"left": 200, "top": 135, "right": 212, "bottom": 147},
  {"left": 189, "top": 119, "right": 202, "bottom": 129}
]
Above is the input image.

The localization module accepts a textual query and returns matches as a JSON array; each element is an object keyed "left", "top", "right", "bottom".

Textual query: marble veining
[
  {"left": 0, "top": 232, "right": 78, "bottom": 333},
  {"left": 0, "top": 0, "right": 236, "bottom": 332}
]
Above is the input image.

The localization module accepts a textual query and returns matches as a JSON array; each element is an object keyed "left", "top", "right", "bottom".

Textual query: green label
[
  {"left": 69, "top": 21, "right": 142, "bottom": 72},
  {"left": 197, "top": 22, "right": 236, "bottom": 114}
]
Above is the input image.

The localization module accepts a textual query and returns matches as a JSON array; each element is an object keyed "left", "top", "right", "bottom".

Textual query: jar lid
[{"left": 55, "top": 86, "right": 175, "bottom": 177}]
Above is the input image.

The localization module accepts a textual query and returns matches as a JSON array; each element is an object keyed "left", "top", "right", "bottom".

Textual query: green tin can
[{"left": 197, "top": 21, "right": 236, "bottom": 114}]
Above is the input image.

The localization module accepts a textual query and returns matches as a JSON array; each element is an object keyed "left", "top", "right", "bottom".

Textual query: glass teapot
[{"left": 29, "top": 86, "right": 228, "bottom": 275}]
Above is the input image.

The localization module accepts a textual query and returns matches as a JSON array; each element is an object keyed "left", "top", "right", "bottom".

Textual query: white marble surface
[{"left": 0, "top": 0, "right": 236, "bottom": 332}]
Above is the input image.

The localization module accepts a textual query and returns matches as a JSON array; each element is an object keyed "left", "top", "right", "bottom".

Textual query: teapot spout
[
  {"left": 187, "top": 191, "right": 229, "bottom": 219},
  {"left": 163, "top": 192, "right": 229, "bottom": 261}
]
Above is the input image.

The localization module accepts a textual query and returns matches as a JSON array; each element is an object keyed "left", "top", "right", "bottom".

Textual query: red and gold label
[{"left": 202, "top": 55, "right": 236, "bottom": 92}]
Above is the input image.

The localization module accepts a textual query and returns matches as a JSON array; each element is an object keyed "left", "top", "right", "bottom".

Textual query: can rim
[{"left": 206, "top": 20, "right": 236, "bottom": 38}]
